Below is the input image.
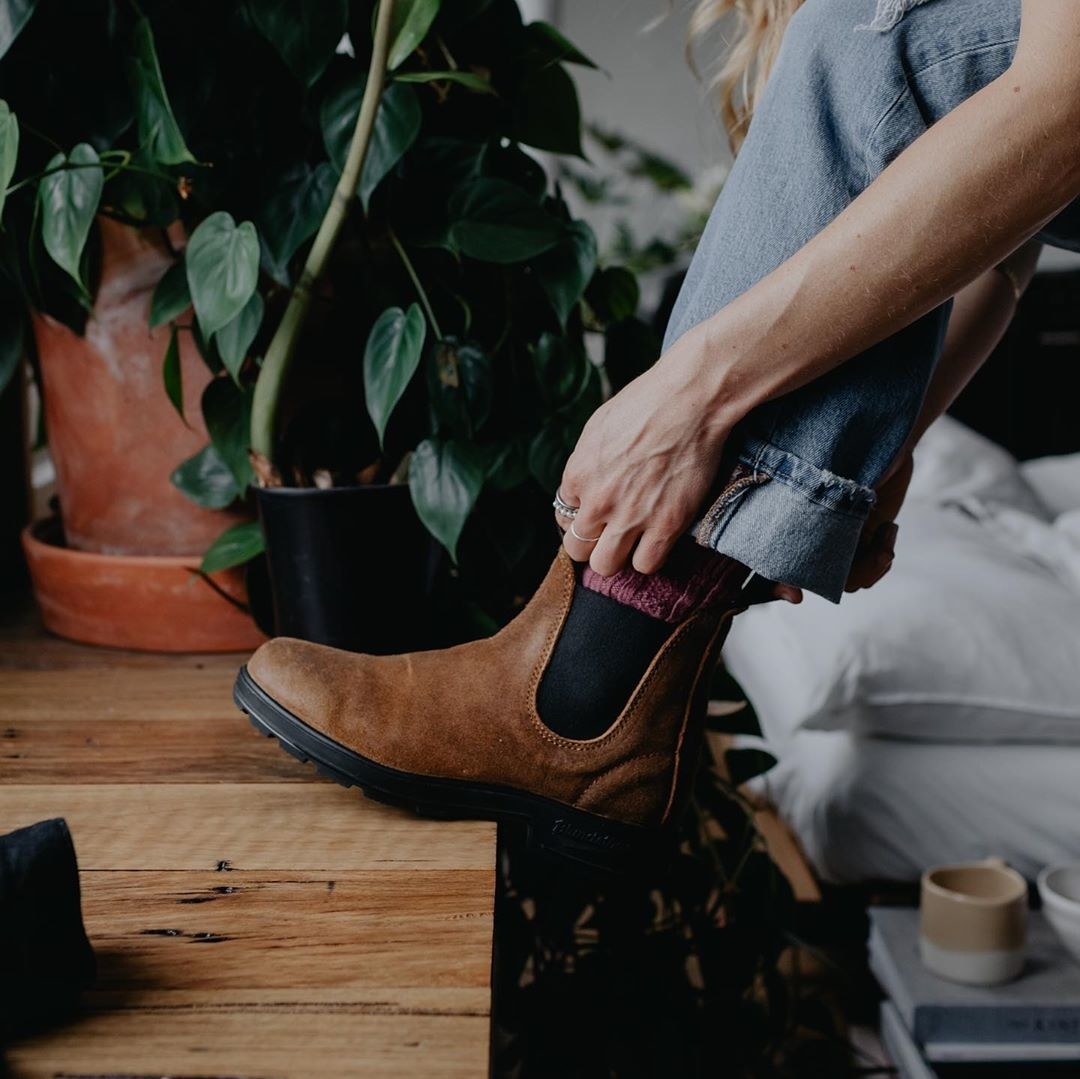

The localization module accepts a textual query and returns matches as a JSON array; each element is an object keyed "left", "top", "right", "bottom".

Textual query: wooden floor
[{"left": 0, "top": 605, "right": 497, "bottom": 1077}]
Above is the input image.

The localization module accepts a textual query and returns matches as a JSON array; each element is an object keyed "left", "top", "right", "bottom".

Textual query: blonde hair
[{"left": 687, "top": 0, "right": 804, "bottom": 153}]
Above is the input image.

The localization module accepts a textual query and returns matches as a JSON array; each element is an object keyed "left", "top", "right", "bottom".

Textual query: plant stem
[
  {"left": 249, "top": 0, "right": 397, "bottom": 465},
  {"left": 388, "top": 227, "right": 443, "bottom": 340}
]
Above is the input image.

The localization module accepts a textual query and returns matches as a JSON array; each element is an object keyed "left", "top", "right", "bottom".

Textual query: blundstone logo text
[{"left": 551, "top": 819, "right": 632, "bottom": 852}]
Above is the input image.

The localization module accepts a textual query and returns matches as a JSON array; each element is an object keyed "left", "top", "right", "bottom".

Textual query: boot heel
[{"left": 526, "top": 803, "right": 671, "bottom": 877}]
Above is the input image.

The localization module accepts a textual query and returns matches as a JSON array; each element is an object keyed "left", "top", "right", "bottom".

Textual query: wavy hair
[{"left": 687, "top": 0, "right": 804, "bottom": 153}]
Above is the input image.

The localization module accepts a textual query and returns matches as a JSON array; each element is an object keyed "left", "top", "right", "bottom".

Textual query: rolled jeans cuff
[{"left": 688, "top": 437, "right": 877, "bottom": 603}]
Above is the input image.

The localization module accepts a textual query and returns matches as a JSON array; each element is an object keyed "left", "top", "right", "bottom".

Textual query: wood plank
[
  {"left": 0, "top": 667, "right": 240, "bottom": 721},
  {"left": 1, "top": 717, "right": 313, "bottom": 783},
  {"left": 6, "top": 1009, "right": 489, "bottom": 1078},
  {"left": 81, "top": 870, "right": 493, "bottom": 991},
  {"left": 0, "top": 785, "right": 497, "bottom": 871}
]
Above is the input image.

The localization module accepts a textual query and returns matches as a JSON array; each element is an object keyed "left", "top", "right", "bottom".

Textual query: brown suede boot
[{"left": 235, "top": 548, "right": 742, "bottom": 873}]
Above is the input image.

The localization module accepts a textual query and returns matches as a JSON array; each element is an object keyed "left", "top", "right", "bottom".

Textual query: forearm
[
  {"left": 901, "top": 242, "right": 1041, "bottom": 453},
  {"left": 679, "top": 47, "right": 1080, "bottom": 431}
]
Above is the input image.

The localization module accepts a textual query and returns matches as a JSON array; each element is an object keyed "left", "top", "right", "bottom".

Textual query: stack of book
[{"left": 870, "top": 907, "right": 1080, "bottom": 1077}]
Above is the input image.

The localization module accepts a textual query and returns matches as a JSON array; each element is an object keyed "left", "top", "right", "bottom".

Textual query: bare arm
[
  {"left": 560, "top": 0, "right": 1080, "bottom": 578},
  {"left": 679, "top": 0, "right": 1080, "bottom": 433},
  {"left": 843, "top": 242, "right": 1042, "bottom": 591}
]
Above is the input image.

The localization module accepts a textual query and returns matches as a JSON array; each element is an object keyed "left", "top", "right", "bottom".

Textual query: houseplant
[{"left": 0, "top": 1, "right": 264, "bottom": 649}]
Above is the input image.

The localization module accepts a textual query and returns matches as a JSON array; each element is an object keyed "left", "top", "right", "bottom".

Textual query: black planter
[{"left": 253, "top": 483, "right": 440, "bottom": 654}]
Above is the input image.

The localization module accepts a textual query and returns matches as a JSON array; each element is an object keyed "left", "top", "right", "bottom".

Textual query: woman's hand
[
  {"left": 555, "top": 326, "right": 733, "bottom": 577},
  {"left": 844, "top": 451, "right": 911, "bottom": 593}
]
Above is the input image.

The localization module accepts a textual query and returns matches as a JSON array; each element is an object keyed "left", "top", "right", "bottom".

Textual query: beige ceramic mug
[{"left": 919, "top": 858, "right": 1028, "bottom": 986}]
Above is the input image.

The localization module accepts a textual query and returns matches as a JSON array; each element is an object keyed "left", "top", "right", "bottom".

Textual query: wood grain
[{"left": 3, "top": 616, "right": 497, "bottom": 1077}]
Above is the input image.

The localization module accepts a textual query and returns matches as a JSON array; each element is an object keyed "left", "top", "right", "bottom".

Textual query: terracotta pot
[
  {"left": 33, "top": 216, "right": 245, "bottom": 556},
  {"left": 22, "top": 519, "right": 265, "bottom": 653}
]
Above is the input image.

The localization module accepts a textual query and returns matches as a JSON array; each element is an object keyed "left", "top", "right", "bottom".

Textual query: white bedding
[{"left": 745, "top": 731, "right": 1080, "bottom": 884}]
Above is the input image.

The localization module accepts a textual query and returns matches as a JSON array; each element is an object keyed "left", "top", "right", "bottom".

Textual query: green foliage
[
  {"left": 38, "top": 143, "right": 102, "bottom": 292},
  {"left": 200, "top": 519, "right": 266, "bottom": 574},
  {"left": 364, "top": 303, "right": 426, "bottom": 447},
  {"left": 0, "top": 100, "right": 18, "bottom": 220},
  {"left": 0, "top": 0, "right": 666, "bottom": 625},
  {"left": 185, "top": 212, "right": 260, "bottom": 339}
]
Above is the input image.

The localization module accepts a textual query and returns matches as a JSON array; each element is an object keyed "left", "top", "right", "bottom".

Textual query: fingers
[
  {"left": 561, "top": 513, "right": 607, "bottom": 563},
  {"left": 588, "top": 525, "right": 638, "bottom": 577},
  {"left": 845, "top": 520, "right": 898, "bottom": 592},
  {"left": 631, "top": 529, "right": 676, "bottom": 575}
]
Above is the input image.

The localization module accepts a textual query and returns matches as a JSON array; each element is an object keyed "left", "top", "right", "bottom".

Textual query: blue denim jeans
[{"left": 666, "top": 0, "right": 1080, "bottom": 601}]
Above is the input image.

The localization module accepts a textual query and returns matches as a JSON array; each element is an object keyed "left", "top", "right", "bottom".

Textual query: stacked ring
[{"left": 552, "top": 488, "right": 579, "bottom": 519}]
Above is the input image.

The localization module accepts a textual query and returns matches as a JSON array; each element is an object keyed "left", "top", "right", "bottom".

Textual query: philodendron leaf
[
  {"left": 394, "top": 70, "right": 495, "bottom": 94},
  {"left": 512, "top": 62, "right": 583, "bottom": 157},
  {"left": 247, "top": 0, "right": 349, "bottom": 87},
  {"left": 321, "top": 77, "right": 421, "bottom": 208},
  {"left": 215, "top": 291, "right": 264, "bottom": 383},
  {"left": 0, "top": 101, "right": 19, "bottom": 221},
  {"left": 149, "top": 260, "right": 191, "bottom": 328},
  {"left": 0, "top": 0, "right": 36, "bottom": 61},
  {"left": 447, "top": 178, "right": 564, "bottom": 263},
  {"left": 38, "top": 143, "right": 103, "bottom": 290},
  {"left": 170, "top": 444, "right": 239, "bottom": 509},
  {"left": 186, "top": 212, "right": 260, "bottom": 339},
  {"left": 523, "top": 21, "right": 598, "bottom": 69},
  {"left": 531, "top": 333, "right": 587, "bottom": 409},
  {"left": 258, "top": 162, "right": 336, "bottom": 284},
  {"left": 162, "top": 325, "right": 184, "bottom": 421},
  {"left": 130, "top": 16, "right": 194, "bottom": 166},
  {"left": 385, "top": 0, "right": 441, "bottom": 70},
  {"left": 201, "top": 375, "right": 254, "bottom": 490},
  {"left": 533, "top": 219, "right": 596, "bottom": 328},
  {"left": 408, "top": 437, "right": 484, "bottom": 561},
  {"left": 200, "top": 519, "right": 266, "bottom": 574},
  {"left": 364, "top": 303, "right": 426, "bottom": 447}
]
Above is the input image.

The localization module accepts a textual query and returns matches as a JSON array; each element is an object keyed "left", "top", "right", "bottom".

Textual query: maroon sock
[{"left": 581, "top": 537, "right": 750, "bottom": 623}]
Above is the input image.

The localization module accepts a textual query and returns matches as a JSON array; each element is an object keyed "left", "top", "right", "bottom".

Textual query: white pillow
[
  {"left": 1020, "top": 453, "right": 1080, "bottom": 518},
  {"left": 724, "top": 501, "right": 1080, "bottom": 744},
  {"left": 907, "top": 415, "right": 1050, "bottom": 518}
]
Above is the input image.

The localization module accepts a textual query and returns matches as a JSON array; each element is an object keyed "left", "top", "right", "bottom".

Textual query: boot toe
[{"left": 246, "top": 637, "right": 342, "bottom": 731}]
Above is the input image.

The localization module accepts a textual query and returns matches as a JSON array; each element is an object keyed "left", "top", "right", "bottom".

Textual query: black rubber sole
[{"left": 233, "top": 667, "right": 672, "bottom": 876}]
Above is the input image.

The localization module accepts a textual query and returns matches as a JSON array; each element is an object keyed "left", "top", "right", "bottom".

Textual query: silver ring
[
  {"left": 569, "top": 521, "right": 602, "bottom": 544},
  {"left": 552, "top": 488, "right": 579, "bottom": 519}
]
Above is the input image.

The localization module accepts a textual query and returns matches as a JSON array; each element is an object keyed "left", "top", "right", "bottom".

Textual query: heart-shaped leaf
[
  {"left": 170, "top": 444, "right": 239, "bottom": 509},
  {"left": 587, "top": 265, "right": 639, "bottom": 324},
  {"left": 385, "top": 0, "right": 441, "bottom": 70},
  {"left": 364, "top": 303, "right": 426, "bottom": 446},
  {"left": 533, "top": 220, "right": 596, "bottom": 328},
  {"left": 447, "top": 178, "right": 564, "bottom": 263},
  {"left": 162, "top": 325, "right": 184, "bottom": 421},
  {"left": 149, "top": 260, "right": 191, "bottom": 328},
  {"left": 186, "top": 212, "right": 260, "bottom": 339},
  {"left": 215, "top": 291, "right": 264, "bottom": 383},
  {"left": 321, "top": 76, "right": 421, "bottom": 208},
  {"left": 512, "top": 63, "right": 583, "bottom": 157},
  {"left": 200, "top": 519, "right": 266, "bottom": 574},
  {"left": 258, "top": 162, "right": 336, "bottom": 284},
  {"left": 38, "top": 143, "right": 103, "bottom": 290},
  {"left": 531, "top": 333, "right": 588, "bottom": 408},
  {"left": 130, "top": 16, "right": 194, "bottom": 166},
  {"left": 408, "top": 437, "right": 484, "bottom": 561},
  {"left": 0, "top": 101, "right": 19, "bottom": 222},
  {"left": 201, "top": 375, "right": 254, "bottom": 490},
  {"left": 0, "top": 0, "right": 36, "bottom": 61},
  {"left": 247, "top": 0, "right": 349, "bottom": 87}
]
